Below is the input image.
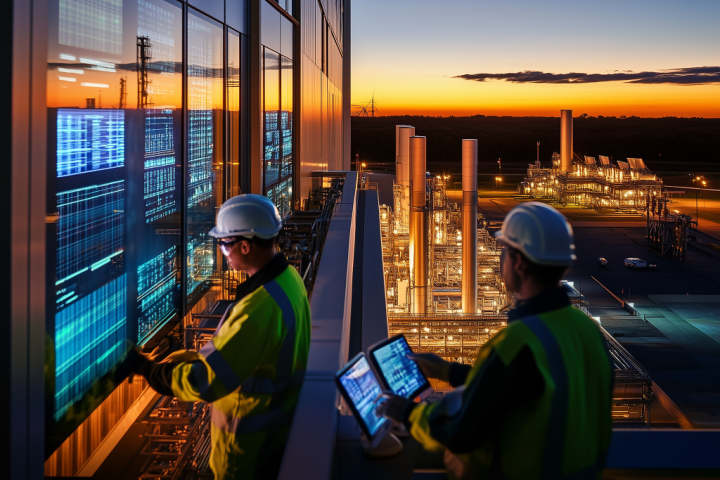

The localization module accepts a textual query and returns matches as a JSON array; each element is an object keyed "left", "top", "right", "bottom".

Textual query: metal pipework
[
  {"left": 409, "top": 136, "right": 427, "bottom": 314},
  {"left": 462, "top": 139, "right": 478, "bottom": 314},
  {"left": 560, "top": 110, "right": 573, "bottom": 172}
]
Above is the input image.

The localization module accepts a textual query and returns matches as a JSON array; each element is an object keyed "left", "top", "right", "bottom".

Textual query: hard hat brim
[
  {"left": 494, "top": 230, "right": 576, "bottom": 267},
  {"left": 209, "top": 226, "right": 281, "bottom": 239}
]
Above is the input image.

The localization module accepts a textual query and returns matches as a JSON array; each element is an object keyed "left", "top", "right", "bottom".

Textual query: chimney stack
[
  {"left": 560, "top": 110, "right": 573, "bottom": 172},
  {"left": 409, "top": 136, "right": 427, "bottom": 314},
  {"left": 462, "top": 140, "right": 478, "bottom": 314}
]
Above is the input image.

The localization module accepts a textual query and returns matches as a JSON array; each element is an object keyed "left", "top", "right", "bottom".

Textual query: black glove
[{"left": 375, "top": 392, "right": 413, "bottom": 424}]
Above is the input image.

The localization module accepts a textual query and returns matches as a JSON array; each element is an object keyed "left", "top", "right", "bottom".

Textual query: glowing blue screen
[{"left": 57, "top": 109, "right": 125, "bottom": 177}]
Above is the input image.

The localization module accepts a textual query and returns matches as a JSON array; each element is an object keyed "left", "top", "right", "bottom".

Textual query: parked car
[
  {"left": 624, "top": 258, "right": 648, "bottom": 269},
  {"left": 597, "top": 257, "right": 609, "bottom": 269}
]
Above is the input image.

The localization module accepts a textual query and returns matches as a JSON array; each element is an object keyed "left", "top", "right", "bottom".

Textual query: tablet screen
[
  {"left": 371, "top": 336, "right": 428, "bottom": 398},
  {"left": 337, "top": 356, "right": 388, "bottom": 437}
]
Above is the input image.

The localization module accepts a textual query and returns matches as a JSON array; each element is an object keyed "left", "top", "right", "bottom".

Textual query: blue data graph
[
  {"left": 188, "top": 110, "right": 213, "bottom": 206},
  {"left": 263, "top": 111, "right": 280, "bottom": 187},
  {"left": 145, "top": 112, "right": 174, "bottom": 154},
  {"left": 56, "top": 181, "right": 124, "bottom": 287},
  {"left": 137, "top": 246, "right": 178, "bottom": 341},
  {"left": 57, "top": 109, "right": 125, "bottom": 177},
  {"left": 54, "top": 274, "right": 127, "bottom": 421},
  {"left": 144, "top": 110, "right": 178, "bottom": 223},
  {"left": 281, "top": 110, "right": 292, "bottom": 178}
]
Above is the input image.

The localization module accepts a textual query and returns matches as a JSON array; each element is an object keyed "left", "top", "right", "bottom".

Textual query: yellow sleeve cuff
[{"left": 409, "top": 402, "right": 446, "bottom": 453}]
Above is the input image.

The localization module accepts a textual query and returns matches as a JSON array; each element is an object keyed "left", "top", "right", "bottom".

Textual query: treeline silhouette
[{"left": 351, "top": 116, "right": 720, "bottom": 176}]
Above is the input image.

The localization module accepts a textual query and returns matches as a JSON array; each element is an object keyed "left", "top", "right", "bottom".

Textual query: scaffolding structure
[
  {"left": 522, "top": 153, "right": 664, "bottom": 213},
  {"left": 381, "top": 175, "right": 510, "bottom": 315},
  {"left": 646, "top": 193, "right": 696, "bottom": 259},
  {"left": 137, "top": 36, "right": 152, "bottom": 109}
]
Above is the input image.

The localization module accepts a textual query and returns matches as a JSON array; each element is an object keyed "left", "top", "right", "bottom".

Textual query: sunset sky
[{"left": 352, "top": 0, "right": 720, "bottom": 117}]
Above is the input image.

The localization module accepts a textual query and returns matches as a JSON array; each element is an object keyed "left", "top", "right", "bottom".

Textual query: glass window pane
[
  {"left": 227, "top": 29, "right": 241, "bottom": 199},
  {"left": 263, "top": 48, "right": 280, "bottom": 191},
  {"left": 188, "top": 0, "right": 224, "bottom": 23},
  {"left": 45, "top": 0, "right": 183, "bottom": 447},
  {"left": 261, "top": 0, "right": 281, "bottom": 53},
  {"left": 226, "top": 0, "right": 248, "bottom": 34},
  {"left": 281, "top": 56, "right": 293, "bottom": 184},
  {"left": 187, "top": 9, "right": 224, "bottom": 306},
  {"left": 281, "top": 15, "right": 293, "bottom": 59}
]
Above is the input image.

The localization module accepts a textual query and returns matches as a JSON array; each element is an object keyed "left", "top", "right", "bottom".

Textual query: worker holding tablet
[{"left": 378, "top": 203, "right": 613, "bottom": 480}]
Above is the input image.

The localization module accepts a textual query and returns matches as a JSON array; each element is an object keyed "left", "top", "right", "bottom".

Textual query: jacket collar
[
  {"left": 507, "top": 286, "right": 571, "bottom": 322},
  {"left": 234, "top": 253, "right": 289, "bottom": 302}
]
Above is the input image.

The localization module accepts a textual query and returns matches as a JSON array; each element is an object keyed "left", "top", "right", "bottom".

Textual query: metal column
[
  {"left": 561, "top": 110, "right": 573, "bottom": 173},
  {"left": 409, "top": 136, "right": 427, "bottom": 314},
  {"left": 462, "top": 140, "right": 478, "bottom": 314}
]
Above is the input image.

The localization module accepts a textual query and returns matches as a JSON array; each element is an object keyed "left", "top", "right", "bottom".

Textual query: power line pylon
[{"left": 137, "top": 36, "right": 152, "bottom": 109}]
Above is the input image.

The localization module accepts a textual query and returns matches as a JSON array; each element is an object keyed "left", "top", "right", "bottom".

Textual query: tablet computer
[
  {"left": 335, "top": 353, "right": 392, "bottom": 446},
  {"left": 368, "top": 334, "right": 432, "bottom": 400}
]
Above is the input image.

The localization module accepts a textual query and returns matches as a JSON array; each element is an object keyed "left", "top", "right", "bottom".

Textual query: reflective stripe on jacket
[
  {"left": 171, "top": 264, "right": 311, "bottom": 480},
  {"left": 409, "top": 302, "right": 613, "bottom": 480}
]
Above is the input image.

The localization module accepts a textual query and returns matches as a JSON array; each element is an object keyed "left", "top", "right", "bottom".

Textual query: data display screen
[
  {"left": 45, "top": 0, "right": 231, "bottom": 456},
  {"left": 336, "top": 356, "right": 388, "bottom": 438},
  {"left": 370, "top": 335, "right": 430, "bottom": 399}
]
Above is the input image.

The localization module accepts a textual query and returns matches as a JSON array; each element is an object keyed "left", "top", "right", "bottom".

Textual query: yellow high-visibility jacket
[
  {"left": 408, "top": 287, "right": 613, "bottom": 480},
  {"left": 171, "top": 256, "right": 311, "bottom": 480}
]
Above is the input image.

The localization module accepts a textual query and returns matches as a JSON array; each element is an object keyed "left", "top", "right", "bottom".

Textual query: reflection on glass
[
  {"left": 227, "top": 30, "right": 241, "bottom": 199},
  {"left": 281, "top": 56, "right": 293, "bottom": 183},
  {"left": 187, "top": 9, "right": 224, "bottom": 305},
  {"left": 46, "top": 0, "right": 183, "bottom": 444},
  {"left": 263, "top": 48, "right": 293, "bottom": 217},
  {"left": 59, "top": 0, "right": 123, "bottom": 55},
  {"left": 263, "top": 48, "right": 280, "bottom": 189}
]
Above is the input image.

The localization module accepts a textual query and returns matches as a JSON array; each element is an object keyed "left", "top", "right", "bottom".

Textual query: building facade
[{"left": 4, "top": 0, "right": 349, "bottom": 477}]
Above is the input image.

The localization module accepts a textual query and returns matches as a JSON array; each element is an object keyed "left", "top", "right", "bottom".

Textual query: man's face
[
  {"left": 501, "top": 247, "right": 523, "bottom": 294},
  {"left": 220, "top": 237, "right": 252, "bottom": 271}
]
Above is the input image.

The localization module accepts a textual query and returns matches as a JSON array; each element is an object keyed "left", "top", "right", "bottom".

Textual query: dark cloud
[{"left": 455, "top": 66, "right": 720, "bottom": 85}]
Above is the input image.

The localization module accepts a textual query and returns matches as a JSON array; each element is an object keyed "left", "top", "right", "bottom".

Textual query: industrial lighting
[{"left": 362, "top": 163, "right": 366, "bottom": 167}]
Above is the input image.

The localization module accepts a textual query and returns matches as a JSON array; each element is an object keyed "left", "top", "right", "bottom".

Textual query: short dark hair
[
  {"left": 237, "top": 235, "right": 277, "bottom": 250},
  {"left": 507, "top": 247, "right": 568, "bottom": 288}
]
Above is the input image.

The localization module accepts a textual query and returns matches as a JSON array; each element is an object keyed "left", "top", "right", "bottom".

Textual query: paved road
[{"left": 569, "top": 226, "right": 720, "bottom": 427}]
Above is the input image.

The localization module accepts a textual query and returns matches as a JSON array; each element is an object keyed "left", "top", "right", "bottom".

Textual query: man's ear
[
  {"left": 240, "top": 240, "right": 252, "bottom": 255},
  {"left": 512, "top": 251, "right": 527, "bottom": 279}
]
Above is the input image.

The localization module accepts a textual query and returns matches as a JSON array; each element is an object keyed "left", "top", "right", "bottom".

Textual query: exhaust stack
[
  {"left": 398, "top": 126, "right": 415, "bottom": 226},
  {"left": 462, "top": 140, "right": 478, "bottom": 314},
  {"left": 409, "top": 136, "right": 427, "bottom": 314},
  {"left": 560, "top": 110, "right": 573, "bottom": 172}
]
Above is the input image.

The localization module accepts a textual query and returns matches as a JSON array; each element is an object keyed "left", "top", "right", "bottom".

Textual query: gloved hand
[
  {"left": 407, "top": 352, "right": 452, "bottom": 382},
  {"left": 125, "top": 346, "right": 151, "bottom": 378},
  {"left": 375, "top": 392, "right": 412, "bottom": 423}
]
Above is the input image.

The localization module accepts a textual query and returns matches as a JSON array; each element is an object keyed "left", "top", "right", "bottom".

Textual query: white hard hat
[
  {"left": 209, "top": 194, "right": 283, "bottom": 239},
  {"left": 494, "top": 202, "right": 576, "bottom": 266}
]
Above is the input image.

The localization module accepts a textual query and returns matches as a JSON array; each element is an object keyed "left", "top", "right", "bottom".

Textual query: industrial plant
[
  {"left": 522, "top": 110, "right": 665, "bottom": 212},
  {"left": 376, "top": 119, "right": 654, "bottom": 422}
]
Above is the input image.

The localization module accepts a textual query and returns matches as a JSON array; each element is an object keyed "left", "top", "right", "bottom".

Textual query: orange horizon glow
[{"left": 352, "top": 77, "right": 720, "bottom": 119}]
